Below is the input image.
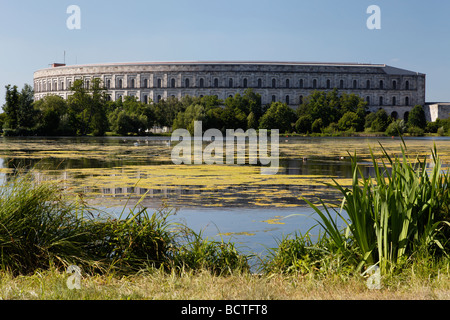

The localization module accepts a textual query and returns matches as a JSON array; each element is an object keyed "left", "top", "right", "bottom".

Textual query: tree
[
  {"left": 3, "top": 85, "right": 20, "bottom": 130},
  {"left": 34, "top": 95, "right": 69, "bottom": 135},
  {"left": 295, "top": 115, "right": 313, "bottom": 134},
  {"left": 17, "top": 84, "right": 35, "bottom": 130},
  {"left": 407, "top": 105, "right": 427, "bottom": 129},
  {"left": 67, "top": 78, "right": 108, "bottom": 136},
  {"left": 338, "top": 111, "right": 360, "bottom": 131},
  {"left": 259, "top": 102, "right": 296, "bottom": 133},
  {"left": 370, "top": 109, "right": 389, "bottom": 132},
  {"left": 172, "top": 104, "right": 206, "bottom": 134},
  {"left": 339, "top": 92, "right": 367, "bottom": 116}
]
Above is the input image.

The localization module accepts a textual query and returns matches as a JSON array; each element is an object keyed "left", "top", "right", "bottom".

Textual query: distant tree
[
  {"left": 407, "top": 105, "right": 427, "bottom": 129},
  {"left": 152, "top": 96, "right": 186, "bottom": 128},
  {"left": 3, "top": 85, "right": 20, "bottom": 130},
  {"left": 34, "top": 95, "right": 69, "bottom": 135},
  {"left": 370, "top": 109, "right": 389, "bottom": 132},
  {"left": 247, "top": 111, "right": 258, "bottom": 130},
  {"left": 339, "top": 92, "right": 368, "bottom": 116},
  {"left": 17, "top": 84, "right": 35, "bottom": 130},
  {"left": 172, "top": 104, "right": 206, "bottom": 134},
  {"left": 338, "top": 111, "right": 360, "bottom": 131},
  {"left": 67, "top": 78, "right": 108, "bottom": 135},
  {"left": 311, "top": 118, "right": 324, "bottom": 133},
  {"left": 259, "top": 102, "right": 296, "bottom": 133},
  {"left": 295, "top": 115, "right": 313, "bottom": 134}
]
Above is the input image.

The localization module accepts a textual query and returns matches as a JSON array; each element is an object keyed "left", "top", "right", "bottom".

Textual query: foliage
[
  {"left": 385, "top": 119, "right": 407, "bottom": 136},
  {"left": 259, "top": 102, "right": 296, "bottom": 133},
  {"left": 407, "top": 105, "right": 427, "bottom": 129},
  {"left": 305, "top": 141, "right": 450, "bottom": 274},
  {"left": 0, "top": 173, "right": 249, "bottom": 276},
  {"left": 338, "top": 111, "right": 361, "bottom": 132},
  {"left": 369, "top": 109, "right": 389, "bottom": 132}
]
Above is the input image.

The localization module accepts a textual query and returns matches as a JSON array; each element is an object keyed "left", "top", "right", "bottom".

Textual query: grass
[{"left": 1, "top": 260, "right": 449, "bottom": 300}]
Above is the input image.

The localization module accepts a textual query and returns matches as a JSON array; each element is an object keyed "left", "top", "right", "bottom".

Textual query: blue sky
[{"left": 1, "top": 0, "right": 449, "bottom": 106}]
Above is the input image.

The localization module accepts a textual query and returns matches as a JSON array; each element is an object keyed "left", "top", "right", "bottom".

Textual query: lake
[{"left": 1, "top": 135, "right": 449, "bottom": 256}]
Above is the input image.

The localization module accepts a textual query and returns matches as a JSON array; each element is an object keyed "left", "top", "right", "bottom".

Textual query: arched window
[
  {"left": 326, "top": 79, "right": 331, "bottom": 89},
  {"left": 353, "top": 80, "right": 358, "bottom": 89},
  {"left": 392, "top": 96, "right": 397, "bottom": 106},
  {"left": 366, "top": 96, "right": 371, "bottom": 104},
  {"left": 286, "top": 95, "right": 290, "bottom": 104},
  {"left": 313, "top": 79, "right": 317, "bottom": 89},
  {"left": 299, "top": 95, "right": 304, "bottom": 104},
  {"left": 131, "top": 79, "right": 135, "bottom": 88},
  {"left": 106, "top": 79, "right": 111, "bottom": 89},
  {"left": 391, "top": 111, "right": 398, "bottom": 120},
  {"left": 257, "top": 78, "right": 262, "bottom": 88},
  {"left": 340, "top": 80, "right": 344, "bottom": 89},
  {"left": 272, "top": 95, "right": 276, "bottom": 102},
  {"left": 171, "top": 78, "right": 176, "bottom": 88},
  {"left": 393, "top": 80, "right": 397, "bottom": 90},
  {"left": 214, "top": 78, "right": 219, "bottom": 88},
  {"left": 272, "top": 78, "right": 276, "bottom": 88},
  {"left": 185, "top": 78, "right": 190, "bottom": 88},
  {"left": 379, "top": 80, "right": 384, "bottom": 89},
  {"left": 143, "top": 79, "right": 148, "bottom": 88},
  {"left": 286, "top": 79, "right": 290, "bottom": 88},
  {"left": 229, "top": 78, "right": 233, "bottom": 88},
  {"left": 85, "top": 80, "right": 90, "bottom": 89},
  {"left": 379, "top": 96, "right": 383, "bottom": 106},
  {"left": 404, "top": 112, "right": 409, "bottom": 122},
  {"left": 243, "top": 78, "right": 248, "bottom": 88},
  {"left": 405, "top": 97, "right": 410, "bottom": 106},
  {"left": 366, "top": 80, "right": 371, "bottom": 89},
  {"left": 299, "top": 79, "right": 304, "bottom": 89},
  {"left": 143, "top": 95, "right": 148, "bottom": 104},
  {"left": 61, "top": 82, "right": 64, "bottom": 91},
  {"left": 405, "top": 81, "right": 410, "bottom": 90},
  {"left": 200, "top": 78, "right": 204, "bottom": 88},
  {"left": 157, "top": 79, "right": 162, "bottom": 88},
  {"left": 157, "top": 95, "right": 161, "bottom": 102}
]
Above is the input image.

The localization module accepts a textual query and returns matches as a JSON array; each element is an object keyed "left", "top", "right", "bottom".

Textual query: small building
[{"left": 425, "top": 103, "right": 450, "bottom": 122}]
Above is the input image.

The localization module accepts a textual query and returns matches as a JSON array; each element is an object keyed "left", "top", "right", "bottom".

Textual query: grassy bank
[
  {"left": 0, "top": 140, "right": 449, "bottom": 299},
  {"left": 1, "top": 262, "right": 449, "bottom": 300}
]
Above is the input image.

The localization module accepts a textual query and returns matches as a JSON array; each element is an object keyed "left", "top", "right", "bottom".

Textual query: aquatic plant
[{"left": 306, "top": 140, "right": 450, "bottom": 274}]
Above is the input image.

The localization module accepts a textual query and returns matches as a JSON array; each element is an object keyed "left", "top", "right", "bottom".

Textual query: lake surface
[{"left": 1, "top": 135, "right": 449, "bottom": 256}]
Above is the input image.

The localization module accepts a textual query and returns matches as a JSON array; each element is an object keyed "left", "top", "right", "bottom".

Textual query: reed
[{"left": 306, "top": 139, "right": 450, "bottom": 274}]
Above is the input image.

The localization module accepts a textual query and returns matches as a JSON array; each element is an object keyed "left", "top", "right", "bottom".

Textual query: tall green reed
[{"left": 306, "top": 140, "right": 450, "bottom": 274}]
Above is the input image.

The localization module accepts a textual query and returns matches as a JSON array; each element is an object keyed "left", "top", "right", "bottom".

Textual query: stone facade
[{"left": 33, "top": 61, "right": 426, "bottom": 120}]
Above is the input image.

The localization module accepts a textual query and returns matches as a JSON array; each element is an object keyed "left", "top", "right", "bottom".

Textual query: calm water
[{"left": 1, "top": 135, "right": 449, "bottom": 255}]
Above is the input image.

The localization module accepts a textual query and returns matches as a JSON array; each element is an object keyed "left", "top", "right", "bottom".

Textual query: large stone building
[{"left": 34, "top": 61, "right": 426, "bottom": 121}]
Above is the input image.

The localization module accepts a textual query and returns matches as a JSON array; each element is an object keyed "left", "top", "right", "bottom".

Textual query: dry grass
[{"left": 1, "top": 268, "right": 449, "bottom": 300}]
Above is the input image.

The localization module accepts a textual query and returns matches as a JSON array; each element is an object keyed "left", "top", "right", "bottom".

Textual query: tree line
[{"left": 1, "top": 80, "right": 449, "bottom": 137}]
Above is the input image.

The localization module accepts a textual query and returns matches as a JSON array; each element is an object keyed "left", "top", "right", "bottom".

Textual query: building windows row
[{"left": 35, "top": 76, "right": 413, "bottom": 92}]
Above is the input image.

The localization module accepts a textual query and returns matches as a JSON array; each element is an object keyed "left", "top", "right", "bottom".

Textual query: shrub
[
  {"left": 385, "top": 120, "right": 406, "bottom": 136},
  {"left": 407, "top": 126, "right": 425, "bottom": 137},
  {"left": 295, "top": 115, "right": 313, "bottom": 134}
]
